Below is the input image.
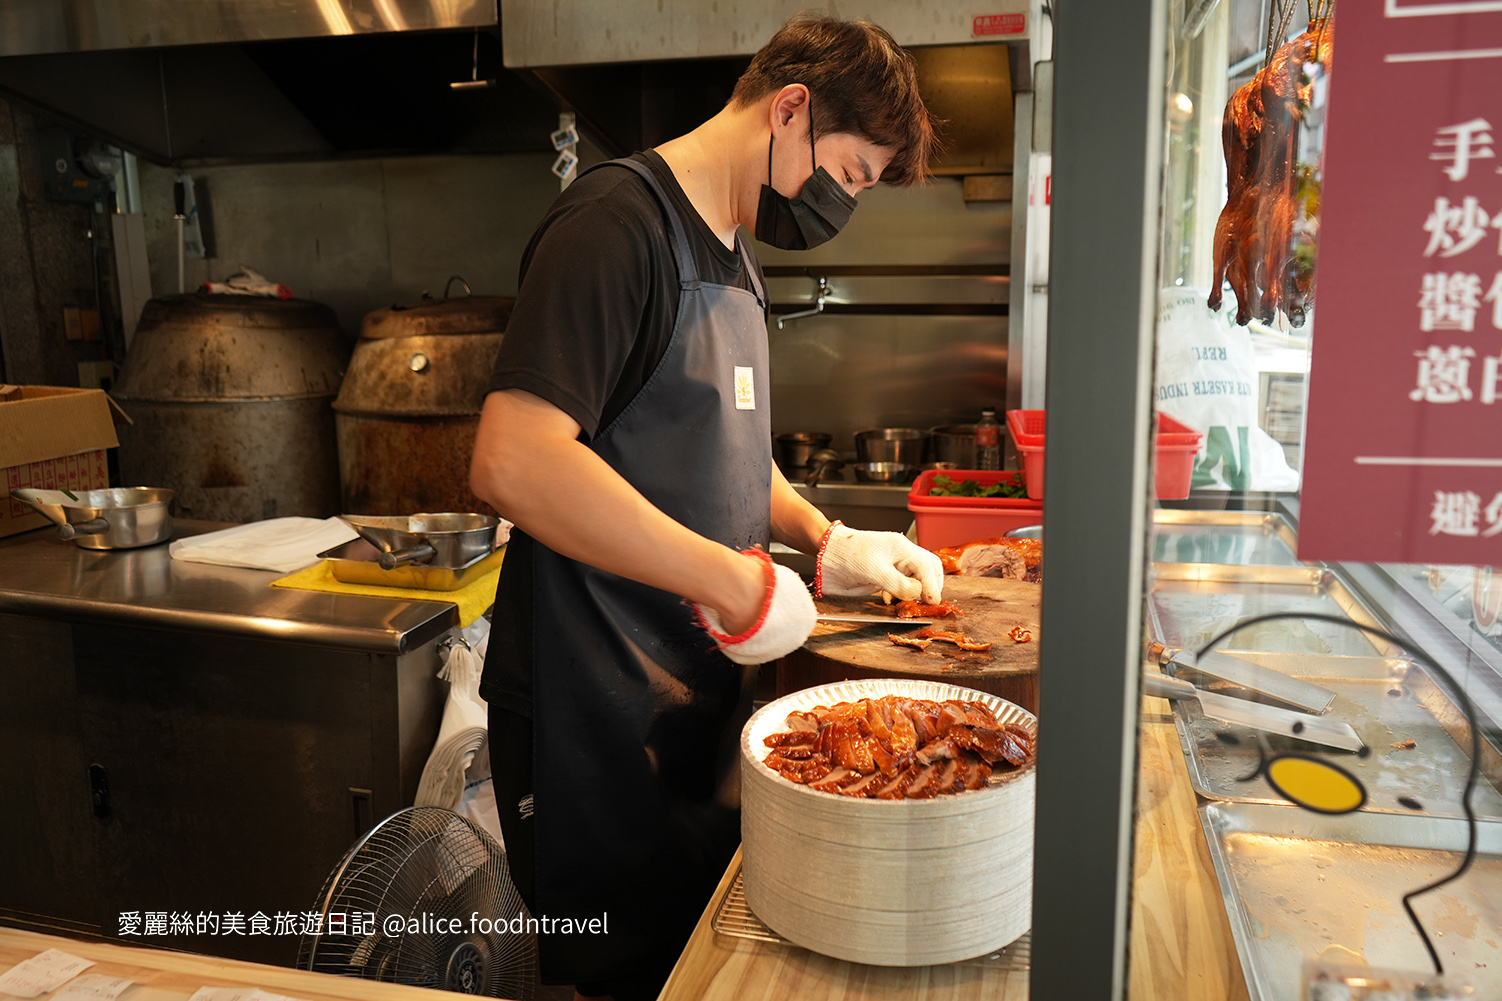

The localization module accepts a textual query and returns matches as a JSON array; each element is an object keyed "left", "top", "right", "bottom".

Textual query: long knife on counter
[{"left": 817, "top": 614, "right": 933, "bottom": 626}]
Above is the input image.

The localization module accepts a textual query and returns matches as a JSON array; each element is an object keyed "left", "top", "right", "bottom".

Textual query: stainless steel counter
[
  {"left": 791, "top": 479, "right": 917, "bottom": 534},
  {"left": 0, "top": 521, "right": 458, "bottom": 653}
]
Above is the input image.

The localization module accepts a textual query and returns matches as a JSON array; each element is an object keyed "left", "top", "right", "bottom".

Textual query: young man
[{"left": 469, "top": 14, "right": 942, "bottom": 1000}]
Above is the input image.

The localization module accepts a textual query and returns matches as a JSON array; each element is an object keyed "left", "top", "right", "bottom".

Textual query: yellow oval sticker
[{"left": 1265, "top": 755, "right": 1366, "bottom": 814}]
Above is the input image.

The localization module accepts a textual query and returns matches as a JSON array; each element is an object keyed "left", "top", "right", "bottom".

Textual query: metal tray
[
  {"left": 1200, "top": 801, "right": 1502, "bottom": 1001},
  {"left": 1151, "top": 510, "right": 1302, "bottom": 567},
  {"left": 1166, "top": 650, "right": 1502, "bottom": 820},
  {"left": 316, "top": 538, "right": 504, "bottom": 591},
  {"left": 1149, "top": 564, "right": 1392, "bottom": 659}
]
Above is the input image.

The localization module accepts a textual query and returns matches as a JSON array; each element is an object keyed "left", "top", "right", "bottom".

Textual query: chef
[{"left": 468, "top": 13, "right": 942, "bottom": 1001}]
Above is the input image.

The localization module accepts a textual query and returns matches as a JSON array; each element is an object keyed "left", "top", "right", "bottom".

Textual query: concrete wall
[{"left": 137, "top": 153, "right": 569, "bottom": 337}]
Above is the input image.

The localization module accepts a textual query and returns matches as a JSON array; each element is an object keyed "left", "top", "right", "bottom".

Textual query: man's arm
[
  {"left": 470, "top": 388, "right": 767, "bottom": 633},
  {"left": 769, "top": 464, "right": 831, "bottom": 553}
]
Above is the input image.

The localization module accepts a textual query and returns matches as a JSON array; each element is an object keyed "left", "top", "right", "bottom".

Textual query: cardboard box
[{"left": 0, "top": 385, "right": 125, "bottom": 538}]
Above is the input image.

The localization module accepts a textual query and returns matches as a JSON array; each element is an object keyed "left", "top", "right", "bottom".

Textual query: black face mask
[{"left": 754, "top": 103, "right": 858, "bottom": 251}]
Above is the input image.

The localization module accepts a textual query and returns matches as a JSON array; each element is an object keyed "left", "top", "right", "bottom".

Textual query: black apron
[{"left": 509, "top": 157, "right": 771, "bottom": 985}]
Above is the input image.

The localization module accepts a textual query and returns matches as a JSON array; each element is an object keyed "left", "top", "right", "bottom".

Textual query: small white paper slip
[
  {"left": 52, "top": 975, "right": 134, "bottom": 1001},
  {"left": 187, "top": 989, "right": 251, "bottom": 1001},
  {"left": 187, "top": 988, "right": 301, "bottom": 1001},
  {"left": 0, "top": 949, "right": 95, "bottom": 999},
  {"left": 248, "top": 991, "right": 304, "bottom": 1001}
]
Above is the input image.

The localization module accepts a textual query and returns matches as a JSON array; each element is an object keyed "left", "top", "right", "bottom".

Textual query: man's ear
[{"left": 768, "top": 83, "right": 810, "bottom": 129}]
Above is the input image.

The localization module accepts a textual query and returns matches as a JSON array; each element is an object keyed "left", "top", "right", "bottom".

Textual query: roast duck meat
[
  {"left": 1208, "top": 19, "right": 1333, "bottom": 327},
  {"left": 761, "top": 695, "right": 1036, "bottom": 799},
  {"left": 935, "top": 536, "right": 1041, "bottom": 582}
]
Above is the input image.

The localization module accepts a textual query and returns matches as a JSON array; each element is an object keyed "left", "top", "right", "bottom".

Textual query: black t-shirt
[
  {"left": 481, "top": 150, "right": 766, "bottom": 712},
  {"left": 485, "top": 149, "right": 765, "bottom": 439}
]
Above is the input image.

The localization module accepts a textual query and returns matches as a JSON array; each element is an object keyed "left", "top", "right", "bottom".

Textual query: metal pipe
[
  {"left": 1182, "top": 0, "right": 1221, "bottom": 38},
  {"left": 174, "top": 174, "right": 185, "bottom": 293},
  {"left": 1227, "top": 50, "right": 1264, "bottom": 78},
  {"left": 775, "top": 275, "right": 829, "bottom": 330}
]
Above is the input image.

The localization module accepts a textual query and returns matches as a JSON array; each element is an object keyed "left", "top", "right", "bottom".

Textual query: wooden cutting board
[{"left": 778, "top": 576, "right": 1042, "bottom": 713}]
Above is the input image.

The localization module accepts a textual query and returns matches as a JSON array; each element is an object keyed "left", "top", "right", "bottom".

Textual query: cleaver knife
[
  {"left": 817, "top": 614, "right": 933, "bottom": 626},
  {"left": 1148, "top": 643, "right": 1337, "bottom": 714}
]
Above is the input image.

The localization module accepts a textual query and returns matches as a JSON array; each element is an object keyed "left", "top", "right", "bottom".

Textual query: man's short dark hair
[{"left": 731, "top": 12, "right": 939, "bottom": 187}]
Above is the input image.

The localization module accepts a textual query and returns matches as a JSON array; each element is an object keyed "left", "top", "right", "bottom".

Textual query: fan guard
[{"left": 297, "top": 807, "right": 535, "bottom": 999}]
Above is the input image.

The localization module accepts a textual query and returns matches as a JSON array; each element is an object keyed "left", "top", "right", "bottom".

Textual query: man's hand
[
  {"left": 692, "top": 549, "right": 817, "bottom": 665},
  {"left": 815, "top": 523, "right": 944, "bottom": 603},
  {"left": 469, "top": 389, "right": 772, "bottom": 625}
]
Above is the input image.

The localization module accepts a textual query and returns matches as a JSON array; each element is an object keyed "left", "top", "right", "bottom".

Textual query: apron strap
[{"left": 583, "top": 157, "right": 700, "bottom": 290}]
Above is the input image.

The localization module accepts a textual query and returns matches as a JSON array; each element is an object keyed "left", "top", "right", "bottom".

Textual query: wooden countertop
[
  {"left": 0, "top": 927, "right": 484, "bottom": 1001},
  {"left": 657, "top": 698, "right": 1249, "bottom": 1001}
]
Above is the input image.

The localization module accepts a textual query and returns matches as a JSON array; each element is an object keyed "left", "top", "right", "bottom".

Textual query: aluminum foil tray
[
  {"left": 1149, "top": 564, "right": 1389, "bottom": 658},
  {"left": 1165, "top": 651, "right": 1502, "bottom": 820},
  {"left": 317, "top": 537, "right": 504, "bottom": 591},
  {"left": 1151, "top": 510, "right": 1302, "bottom": 567},
  {"left": 1200, "top": 802, "right": 1502, "bottom": 1001}
]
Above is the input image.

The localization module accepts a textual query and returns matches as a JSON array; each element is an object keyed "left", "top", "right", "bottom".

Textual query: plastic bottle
[{"left": 976, "top": 408, "right": 1002, "bottom": 470}]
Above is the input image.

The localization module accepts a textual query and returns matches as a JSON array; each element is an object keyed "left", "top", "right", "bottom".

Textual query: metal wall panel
[
  {"left": 501, "top": 0, "right": 1029, "bottom": 67},
  {"left": 769, "top": 313, "right": 1007, "bottom": 449}
]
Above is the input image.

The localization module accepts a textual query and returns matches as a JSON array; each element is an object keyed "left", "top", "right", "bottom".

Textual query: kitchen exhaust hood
[
  {"left": 0, "top": 0, "right": 563, "bottom": 163},
  {"left": 0, "top": 0, "right": 1043, "bottom": 168},
  {"left": 0, "top": 0, "right": 495, "bottom": 57},
  {"left": 499, "top": 0, "right": 1041, "bottom": 172}
]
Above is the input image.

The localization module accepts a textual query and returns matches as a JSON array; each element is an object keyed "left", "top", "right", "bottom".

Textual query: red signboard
[
  {"left": 1299, "top": 3, "right": 1502, "bottom": 563},
  {"left": 972, "top": 13, "right": 1026, "bottom": 37}
]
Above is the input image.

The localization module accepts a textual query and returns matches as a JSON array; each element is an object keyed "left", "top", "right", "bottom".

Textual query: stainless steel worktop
[{"left": 0, "top": 521, "right": 458, "bottom": 653}]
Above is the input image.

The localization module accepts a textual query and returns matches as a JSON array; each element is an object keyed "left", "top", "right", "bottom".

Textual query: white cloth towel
[{"left": 169, "top": 516, "right": 358, "bottom": 573}]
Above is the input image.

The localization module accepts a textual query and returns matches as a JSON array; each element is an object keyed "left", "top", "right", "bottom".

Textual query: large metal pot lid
[
  {"left": 360, "top": 276, "right": 515, "bottom": 339},
  {"left": 138, "top": 292, "right": 339, "bottom": 329}
]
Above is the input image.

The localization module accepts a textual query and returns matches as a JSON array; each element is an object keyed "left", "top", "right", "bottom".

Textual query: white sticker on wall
[{"left": 733, "top": 366, "right": 755, "bottom": 410}]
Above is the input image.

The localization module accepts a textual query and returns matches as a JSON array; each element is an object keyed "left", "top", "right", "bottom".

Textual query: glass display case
[
  {"left": 1142, "top": 3, "right": 1502, "bottom": 999},
  {"left": 1031, "top": 1, "right": 1502, "bottom": 999}
]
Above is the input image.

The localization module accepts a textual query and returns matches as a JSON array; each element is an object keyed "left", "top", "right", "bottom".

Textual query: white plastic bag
[
  {"left": 1155, "top": 288, "right": 1301, "bottom": 492},
  {"left": 415, "top": 617, "right": 492, "bottom": 815}
]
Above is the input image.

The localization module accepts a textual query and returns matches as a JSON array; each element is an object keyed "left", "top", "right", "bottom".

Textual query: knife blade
[{"left": 816, "top": 614, "right": 933, "bottom": 626}]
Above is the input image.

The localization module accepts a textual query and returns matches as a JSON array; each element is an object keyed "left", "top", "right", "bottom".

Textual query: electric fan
[{"left": 297, "top": 806, "right": 535, "bottom": 999}]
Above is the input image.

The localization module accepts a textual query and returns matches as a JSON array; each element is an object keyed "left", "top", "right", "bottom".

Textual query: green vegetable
[
  {"left": 928, "top": 475, "right": 1026, "bottom": 499},
  {"left": 61, "top": 489, "right": 79, "bottom": 501}
]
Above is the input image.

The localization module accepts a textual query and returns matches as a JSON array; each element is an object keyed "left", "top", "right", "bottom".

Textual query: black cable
[{"left": 1191, "top": 609, "right": 1480, "bottom": 976}]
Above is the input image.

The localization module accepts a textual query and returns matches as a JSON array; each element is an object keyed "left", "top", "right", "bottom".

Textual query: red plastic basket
[
  {"left": 1153, "top": 413, "right": 1203, "bottom": 499},
  {"left": 907, "top": 470, "right": 1043, "bottom": 550},
  {"left": 1002, "top": 409, "right": 1205, "bottom": 501},
  {"left": 1005, "top": 410, "right": 1048, "bottom": 499}
]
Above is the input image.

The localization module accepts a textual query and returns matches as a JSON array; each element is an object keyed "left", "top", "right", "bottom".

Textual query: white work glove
[
  {"left": 693, "top": 549, "right": 818, "bottom": 666},
  {"left": 815, "top": 521, "right": 944, "bottom": 604}
]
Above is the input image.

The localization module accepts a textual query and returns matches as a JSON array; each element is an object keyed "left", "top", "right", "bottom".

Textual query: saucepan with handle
[
  {"left": 339, "top": 512, "right": 500, "bottom": 569},
  {"left": 13, "top": 486, "right": 176, "bottom": 549}
]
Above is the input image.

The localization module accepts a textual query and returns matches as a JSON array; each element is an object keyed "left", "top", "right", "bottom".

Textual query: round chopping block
[
  {"left": 780, "top": 576, "right": 1041, "bottom": 714},
  {"left": 741, "top": 678, "right": 1036, "bottom": 966}
]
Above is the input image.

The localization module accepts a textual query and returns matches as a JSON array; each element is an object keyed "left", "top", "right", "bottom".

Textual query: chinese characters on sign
[{"left": 1297, "top": 6, "right": 1502, "bottom": 563}]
